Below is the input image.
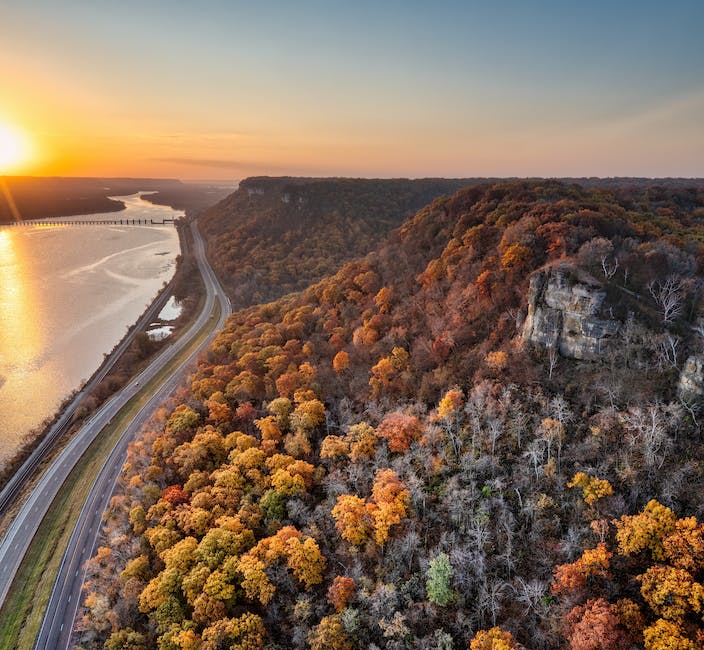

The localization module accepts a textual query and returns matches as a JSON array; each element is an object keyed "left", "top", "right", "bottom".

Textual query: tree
[
  {"left": 642, "top": 619, "right": 698, "bottom": 650},
  {"left": 565, "top": 598, "right": 629, "bottom": 650},
  {"left": 333, "top": 350, "right": 350, "bottom": 373},
  {"left": 166, "top": 405, "right": 201, "bottom": 433},
  {"left": 328, "top": 576, "right": 355, "bottom": 612},
  {"left": 485, "top": 350, "right": 508, "bottom": 372},
  {"left": 346, "top": 422, "right": 378, "bottom": 462},
  {"left": 638, "top": 565, "right": 704, "bottom": 622},
  {"left": 552, "top": 543, "right": 612, "bottom": 594},
  {"left": 332, "top": 495, "right": 373, "bottom": 546},
  {"left": 320, "top": 435, "right": 349, "bottom": 459},
  {"left": 162, "top": 484, "right": 189, "bottom": 506},
  {"left": 201, "top": 613, "right": 266, "bottom": 650},
  {"left": 438, "top": 388, "right": 463, "bottom": 421},
  {"left": 648, "top": 275, "right": 684, "bottom": 324},
  {"left": 285, "top": 536, "right": 326, "bottom": 588},
  {"left": 662, "top": 517, "right": 704, "bottom": 572},
  {"left": 376, "top": 412, "right": 422, "bottom": 453},
  {"left": 426, "top": 553, "right": 454, "bottom": 606},
  {"left": 500, "top": 243, "right": 532, "bottom": 271},
  {"left": 567, "top": 472, "right": 614, "bottom": 507},
  {"left": 615, "top": 500, "right": 677, "bottom": 561},
  {"left": 104, "top": 629, "right": 147, "bottom": 650},
  {"left": 307, "top": 615, "right": 353, "bottom": 650},
  {"left": 375, "top": 286, "right": 393, "bottom": 312},
  {"left": 371, "top": 469, "right": 410, "bottom": 545},
  {"left": 469, "top": 626, "right": 519, "bottom": 650}
]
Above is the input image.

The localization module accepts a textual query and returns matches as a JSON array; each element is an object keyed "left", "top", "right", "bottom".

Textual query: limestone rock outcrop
[
  {"left": 678, "top": 354, "right": 704, "bottom": 403},
  {"left": 522, "top": 264, "right": 620, "bottom": 360}
]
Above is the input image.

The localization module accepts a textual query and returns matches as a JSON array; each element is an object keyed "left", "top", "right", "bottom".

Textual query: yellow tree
[
  {"left": 615, "top": 500, "right": 677, "bottom": 561},
  {"left": 568, "top": 472, "right": 614, "bottom": 508},
  {"left": 332, "top": 495, "right": 374, "bottom": 546},
  {"left": 470, "top": 627, "right": 519, "bottom": 650}
]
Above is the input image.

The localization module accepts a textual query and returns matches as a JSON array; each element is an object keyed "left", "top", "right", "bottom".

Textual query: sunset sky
[{"left": 0, "top": 0, "right": 702, "bottom": 180}]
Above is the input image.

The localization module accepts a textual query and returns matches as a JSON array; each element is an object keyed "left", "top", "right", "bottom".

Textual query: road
[{"left": 0, "top": 221, "right": 230, "bottom": 648}]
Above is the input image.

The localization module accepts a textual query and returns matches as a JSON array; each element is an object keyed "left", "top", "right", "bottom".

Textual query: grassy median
[{"left": 0, "top": 300, "right": 221, "bottom": 650}]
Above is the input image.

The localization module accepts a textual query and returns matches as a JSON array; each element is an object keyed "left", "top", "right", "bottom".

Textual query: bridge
[{"left": 2, "top": 218, "right": 177, "bottom": 227}]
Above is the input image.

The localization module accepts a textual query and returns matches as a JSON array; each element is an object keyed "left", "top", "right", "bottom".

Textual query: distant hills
[
  {"left": 198, "top": 176, "right": 704, "bottom": 311},
  {"left": 199, "top": 177, "right": 487, "bottom": 309},
  {"left": 0, "top": 177, "right": 233, "bottom": 222}
]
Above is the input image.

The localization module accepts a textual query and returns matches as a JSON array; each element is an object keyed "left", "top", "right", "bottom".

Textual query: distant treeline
[{"left": 0, "top": 177, "right": 232, "bottom": 223}]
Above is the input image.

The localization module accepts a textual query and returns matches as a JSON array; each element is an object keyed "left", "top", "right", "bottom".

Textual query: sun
[{"left": 0, "top": 124, "right": 29, "bottom": 172}]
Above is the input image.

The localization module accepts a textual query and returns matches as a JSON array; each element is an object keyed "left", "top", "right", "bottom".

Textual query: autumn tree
[
  {"left": 307, "top": 615, "right": 353, "bottom": 650},
  {"left": 201, "top": 613, "right": 266, "bottom": 650},
  {"left": 469, "top": 626, "right": 519, "bottom": 650},
  {"left": 551, "top": 543, "right": 612, "bottom": 595},
  {"left": 565, "top": 598, "right": 629, "bottom": 650},
  {"left": 370, "top": 469, "right": 410, "bottom": 545},
  {"left": 376, "top": 412, "right": 422, "bottom": 453},
  {"left": 333, "top": 350, "right": 350, "bottom": 373},
  {"left": 615, "top": 499, "right": 677, "bottom": 561},
  {"left": 332, "top": 495, "right": 374, "bottom": 546},
  {"left": 568, "top": 472, "right": 614, "bottom": 508},
  {"left": 328, "top": 576, "right": 355, "bottom": 612}
]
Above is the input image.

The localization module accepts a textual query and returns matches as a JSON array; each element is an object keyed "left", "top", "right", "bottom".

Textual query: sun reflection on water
[{"left": 0, "top": 228, "right": 41, "bottom": 370}]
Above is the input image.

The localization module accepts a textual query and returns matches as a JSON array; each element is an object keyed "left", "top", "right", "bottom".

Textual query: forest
[
  {"left": 197, "top": 177, "right": 488, "bottom": 310},
  {"left": 76, "top": 179, "right": 704, "bottom": 649}
]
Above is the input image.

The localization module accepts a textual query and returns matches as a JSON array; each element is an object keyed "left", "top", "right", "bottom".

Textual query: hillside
[
  {"left": 77, "top": 180, "right": 704, "bottom": 649},
  {"left": 198, "top": 177, "right": 487, "bottom": 309}
]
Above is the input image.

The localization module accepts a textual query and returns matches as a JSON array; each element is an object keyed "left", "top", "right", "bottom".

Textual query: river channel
[{"left": 0, "top": 193, "right": 181, "bottom": 466}]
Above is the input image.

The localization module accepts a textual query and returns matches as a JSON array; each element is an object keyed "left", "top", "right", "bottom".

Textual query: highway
[{"left": 0, "top": 221, "right": 230, "bottom": 649}]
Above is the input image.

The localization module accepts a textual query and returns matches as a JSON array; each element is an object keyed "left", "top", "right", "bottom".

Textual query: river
[{"left": 0, "top": 193, "right": 182, "bottom": 467}]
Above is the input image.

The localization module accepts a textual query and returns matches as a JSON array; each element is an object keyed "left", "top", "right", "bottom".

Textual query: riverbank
[
  {"left": 0, "top": 195, "right": 183, "bottom": 464},
  {"left": 0, "top": 221, "right": 203, "bottom": 502}
]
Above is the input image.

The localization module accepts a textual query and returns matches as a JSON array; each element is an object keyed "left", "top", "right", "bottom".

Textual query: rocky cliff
[
  {"left": 522, "top": 264, "right": 620, "bottom": 360},
  {"left": 678, "top": 354, "right": 704, "bottom": 402}
]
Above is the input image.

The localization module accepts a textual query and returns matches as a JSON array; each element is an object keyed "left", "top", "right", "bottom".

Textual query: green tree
[{"left": 426, "top": 552, "right": 454, "bottom": 606}]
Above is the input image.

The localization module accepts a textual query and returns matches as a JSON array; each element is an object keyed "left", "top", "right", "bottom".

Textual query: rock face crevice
[{"left": 522, "top": 264, "right": 620, "bottom": 360}]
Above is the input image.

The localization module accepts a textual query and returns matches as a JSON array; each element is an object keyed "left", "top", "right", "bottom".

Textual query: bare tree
[
  {"left": 477, "top": 579, "right": 508, "bottom": 627},
  {"left": 648, "top": 274, "right": 685, "bottom": 324},
  {"left": 523, "top": 441, "right": 544, "bottom": 480},
  {"left": 654, "top": 332, "right": 680, "bottom": 370},
  {"left": 620, "top": 404, "right": 672, "bottom": 470},
  {"left": 513, "top": 577, "right": 547, "bottom": 616},
  {"left": 547, "top": 346, "right": 558, "bottom": 380},
  {"left": 601, "top": 254, "right": 619, "bottom": 279}
]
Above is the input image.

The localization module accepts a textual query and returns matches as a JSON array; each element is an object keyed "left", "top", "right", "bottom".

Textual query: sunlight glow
[{"left": 0, "top": 124, "right": 29, "bottom": 171}]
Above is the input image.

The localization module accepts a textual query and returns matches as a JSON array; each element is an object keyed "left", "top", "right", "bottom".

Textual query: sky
[{"left": 0, "top": 0, "right": 702, "bottom": 180}]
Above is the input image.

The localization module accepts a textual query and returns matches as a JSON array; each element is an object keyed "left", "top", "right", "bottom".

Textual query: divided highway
[{"left": 0, "top": 221, "right": 231, "bottom": 649}]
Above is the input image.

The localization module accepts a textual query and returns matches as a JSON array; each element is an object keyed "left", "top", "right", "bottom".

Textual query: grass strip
[{"left": 0, "top": 300, "right": 220, "bottom": 650}]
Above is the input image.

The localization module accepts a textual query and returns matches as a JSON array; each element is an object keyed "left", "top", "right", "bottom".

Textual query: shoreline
[{"left": 0, "top": 218, "right": 189, "bottom": 500}]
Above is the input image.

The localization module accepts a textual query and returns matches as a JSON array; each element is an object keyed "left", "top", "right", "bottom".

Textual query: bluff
[
  {"left": 198, "top": 176, "right": 485, "bottom": 309},
  {"left": 77, "top": 180, "right": 704, "bottom": 650},
  {"left": 522, "top": 264, "right": 620, "bottom": 360}
]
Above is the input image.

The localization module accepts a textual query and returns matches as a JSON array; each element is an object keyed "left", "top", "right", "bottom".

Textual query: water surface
[{"left": 0, "top": 194, "right": 181, "bottom": 466}]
